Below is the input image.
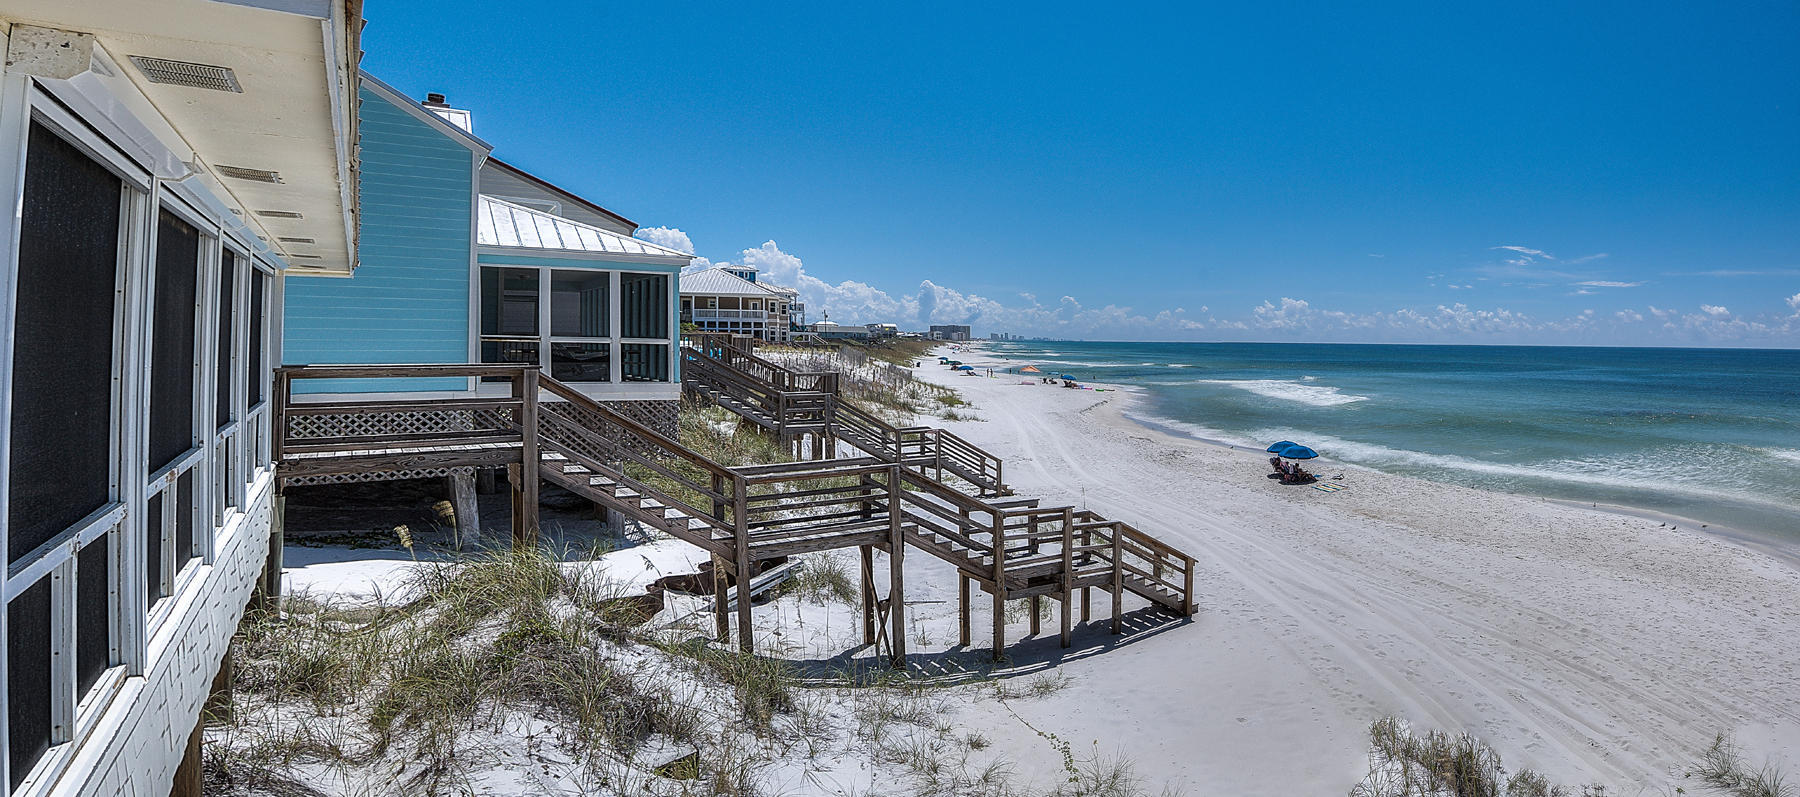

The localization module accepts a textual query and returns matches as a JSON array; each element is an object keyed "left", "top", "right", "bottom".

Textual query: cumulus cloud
[
  {"left": 1787, "top": 292, "right": 1800, "bottom": 315},
  {"left": 633, "top": 226, "right": 695, "bottom": 254},
  {"left": 1701, "top": 304, "right": 1731, "bottom": 317}
]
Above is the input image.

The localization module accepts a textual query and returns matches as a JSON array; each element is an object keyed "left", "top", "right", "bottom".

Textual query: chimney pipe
[{"left": 424, "top": 92, "right": 447, "bottom": 106}]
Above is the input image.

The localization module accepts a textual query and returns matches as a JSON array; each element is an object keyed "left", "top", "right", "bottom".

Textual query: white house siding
[{"left": 51, "top": 479, "right": 272, "bottom": 797}]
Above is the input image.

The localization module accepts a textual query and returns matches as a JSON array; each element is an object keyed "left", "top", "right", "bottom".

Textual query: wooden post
[
  {"left": 712, "top": 553, "right": 730, "bottom": 642},
  {"left": 887, "top": 466, "right": 906, "bottom": 669},
  {"left": 733, "top": 477, "right": 753, "bottom": 654},
  {"left": 1059, "top": 508, "right": 1073, "bottom": 648},
  {"left": 169, "top": 718, "right": 204, "bottom": 797},
  {"left": 860, "top": 545, "right": 876, "bottom": 645},
  {"left": 1111, "top": 526, "right": 1124, "bottom": 635},
  {"left": 450, "top": 471, "right": 480, "bottom": 551},
  {"left": 958, "top": 572, "right": 971, "bottom": 647},
  {"left": 1183, "top": 556, "right": 1195, "bottom": 617},
  {"left": 507, "top": 463, "right": 524, "bottom": 543},
  {"left": 517, "top": 369, "right": 540, "bottom": 545},
  {"left": 476, "top": 466, "right": 498, "bottom": 494},
  {"left": 991, "top": 512, "right": 1006, "bottom": 661},
  {"left": 1081, "top": 523, "right": 1092, "bottom": 623},
  {"left": 1030, "top": 596, "right": 1041, "bottom": 636},
  {"left": 263, "top": 493, "right": 285, "bottom": 603}
]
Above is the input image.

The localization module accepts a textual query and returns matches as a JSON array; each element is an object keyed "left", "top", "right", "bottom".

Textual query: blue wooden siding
[{"left": 283, "top": 83, "right": 474, "bottom": 393}]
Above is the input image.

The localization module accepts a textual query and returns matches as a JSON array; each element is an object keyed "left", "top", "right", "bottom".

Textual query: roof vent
[
  {"left": 127, "top": 56, "right": 242, "bottom": 92},
  {"left": 255, "top": 209, "right": 303, "bottom": 219},
  {"left": 277, "top": 236, "right": 315, "bottom": 244},
  {"left": 215, "top": 165, "right": 283, "bottom": 184},
  {"left": 286, "top": 254, "right": 322, "bottom": 259},
  {"left": 424, "top": 92, "right": 448, "bottom": 106}
]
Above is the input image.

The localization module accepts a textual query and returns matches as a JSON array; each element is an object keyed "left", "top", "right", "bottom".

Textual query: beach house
[
  {"left": 283, "top": 79, "right": 694, "bottom": 440},
  {"left": 0, "top": 2, "right": 359, "bottom": 794},
  {"left": 679, "top": 264, "right": 802, "bottom": 343}
]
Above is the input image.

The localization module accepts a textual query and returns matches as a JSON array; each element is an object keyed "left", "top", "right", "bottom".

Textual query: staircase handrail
[{"left": 537, "top": 373, "right": 746, "bottom": 500}]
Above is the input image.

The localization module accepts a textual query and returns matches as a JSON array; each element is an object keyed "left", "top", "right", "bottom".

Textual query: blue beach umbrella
[
  {"left": 956, "top": 365, "right": 975, "bottom": 371},
  {"left": 1059, "top": 373, "right": 1076, "bottom": 380},
  {"left": 1279, "top": 445, "right": 1319, "bottom": 460},
  {"left": 1265, "top": 441, "right": 1298, "bottom": 454}
]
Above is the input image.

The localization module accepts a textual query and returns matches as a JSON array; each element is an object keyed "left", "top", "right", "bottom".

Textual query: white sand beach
[{"left": 911, "top": 346, "right": 1800, "bottom": 793}]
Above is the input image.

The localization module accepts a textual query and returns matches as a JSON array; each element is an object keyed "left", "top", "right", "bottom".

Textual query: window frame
[
  {"left": 477, "top": 264, "right": 678, "bottom": 386},
  {"left": 0, "top": 85, "right": 155, "bottom": 797}
]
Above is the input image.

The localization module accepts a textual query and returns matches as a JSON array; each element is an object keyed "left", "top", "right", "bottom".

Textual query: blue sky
[{"left": 362, "top": 2, "right": 1800, "bottom": 345}]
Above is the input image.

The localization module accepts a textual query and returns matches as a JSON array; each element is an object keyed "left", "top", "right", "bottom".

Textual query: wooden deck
[{"left": 276, "top": 361, "right": 1197, "bottom": 667}]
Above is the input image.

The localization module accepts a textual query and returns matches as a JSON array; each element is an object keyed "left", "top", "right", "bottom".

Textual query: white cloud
[
  {"left": 1492, "top": 245, "right": 1553, "bottom": 259},
  {"left": 1567, "top": 253, "right": 1610, "bottom": 264},
  {"left": 633, "top": 226, "right": 695, "bottom": 254},
  {"left": 651, "top": 228, "right": 1800, "bottom": 345}
]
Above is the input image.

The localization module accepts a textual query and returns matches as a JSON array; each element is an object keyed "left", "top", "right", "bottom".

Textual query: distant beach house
[
  {"left": 283, "top": 77, "right": 694, "bottom": 436},
  {"left": 679, "top": 264, "right": 804, "bottom": 343},
  {"left": 0, "top": 2, "right": 360, "bottom": 794}
]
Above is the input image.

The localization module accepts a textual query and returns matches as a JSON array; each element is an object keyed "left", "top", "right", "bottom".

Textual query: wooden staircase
[
  {"left": 274, "top": 363, "right": 1197, "bottom": 667},
  {"left": 680, "top": 335, "right": 1009, "bottom": 496}
]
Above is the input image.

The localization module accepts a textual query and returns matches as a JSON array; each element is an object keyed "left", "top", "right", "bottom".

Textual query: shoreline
[
  {"left": 915, "top": 342, "right": 1800, "bottom": 792},
  {"left": 960, "top": 342, "right": 1800, "bottom": 569},
  {"left": 1108, "top": 383, "right": 1800, "bottom": 573}
]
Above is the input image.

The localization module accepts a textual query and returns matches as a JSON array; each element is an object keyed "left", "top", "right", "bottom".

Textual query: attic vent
[
  {"left": 277, "top": 236, "right": 315, "bottom": 244},
  {"left": 255, "top": 210, "right": 303, "bottom": 219},
  {"left": 127, "top": 56, "right": 242, "bottom": 92},
  {"left": 287, "top": 254, "right": 322, "bottom": 259},
  {"left": 215, "top": 165, "right": 282, "bottom": 184}
]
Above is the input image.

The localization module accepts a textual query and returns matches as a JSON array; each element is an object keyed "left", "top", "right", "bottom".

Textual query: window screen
[
  {"left": 77, "top": 536, "right": 112, "bottom": 697},
  {"left": 8, "top": 577, "right": 52, "bottom": 791},
  {"left": 622, "top": 343, "right": 669, "bottom": 382},
  {"left": 151, "top": 209, "right": 200, "bottom": 471},
  {"left": 249, "top": 272, "right": 265, "bottom": 406},
  {"left": 551, "top": 270, "right": 608, "bottom": 337},
  {"left": 176, "top": 470, "right": 197, "bottom": 568},
  {"left": 481, "top": 267, "right": 540, "bottom": 335},
  {"left": 7, "top": 121, "right": 121, "bottom": 564},
  {"left": 216, "top": 250, "right": 236, "bottom": 430},
  {"left": 146, "top": 492, "right": 165, "bottom": 609},
  {"left": 620, "top": 273, "right": 668, "bottom": 339}
]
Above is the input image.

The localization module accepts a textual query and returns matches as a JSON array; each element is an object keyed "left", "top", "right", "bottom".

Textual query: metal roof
[
  {"left": 679, "top": 267, "right": 785, "bottom": 298},
  {"left": 477, "top": 195, "right": 690, "bottom": 261}
]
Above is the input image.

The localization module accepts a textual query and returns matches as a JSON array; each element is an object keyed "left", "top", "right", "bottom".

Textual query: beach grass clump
[
  {"left": 784, "top": 552, "right": 860, "bottom": 606},
  {"left": 1688, "top": 732, "right": 1794, "bottom": 797},
  {"left": 1351, "top": 717, "right": 1591, "bottom": 797}
]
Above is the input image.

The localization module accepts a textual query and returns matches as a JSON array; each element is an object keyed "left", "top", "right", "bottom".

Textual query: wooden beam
[
  {"left": 518, "top": 370, "right": 540, "bottom": 545},
  {"left": 734, "top": 479, "right": 753, "bottom": 654},
  {"left": 887, "top": 466, "right": 906, "bottom": 669},
  {"left": 1060, "top": 507, "right": 1073, "bottom": 649},
  {"left": 958, "top": 572, "right": 971, "bottom": 647},
  {"left": 450, "top": 471, "right": 481, "bottom": 551},
  {"left": 860, "top": 544, "right": 876, "bottom": 645},
  {"left": 712, "top": 553, "right": 730, "bottom": 642},
  {"left": 992, "top": 513, "right": 1006, "bottom": 662}
]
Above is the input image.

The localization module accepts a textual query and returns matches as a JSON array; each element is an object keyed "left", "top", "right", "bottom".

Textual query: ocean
[{"left": 980, "top": 340, "right": 1800, "bottom": 541}]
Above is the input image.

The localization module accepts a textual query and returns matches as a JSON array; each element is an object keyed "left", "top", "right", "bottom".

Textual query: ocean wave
[
  {"left": 1125, "top": 412, "right": 1260, "bottom": 449},
  {"left": 1768, "top": 449, "right": 1800, "bottom": 464},
  {"left": 1167, "top": 363, "right": 1193, "bottom": 368},
  {"left": 1260, "top": 431, "right": 1797, "bottom": 512},
  {"left": 1200, "top": 379, "right": 1371, "bottom": 407}
]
